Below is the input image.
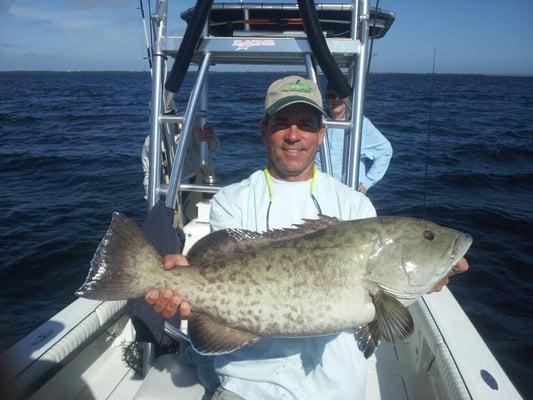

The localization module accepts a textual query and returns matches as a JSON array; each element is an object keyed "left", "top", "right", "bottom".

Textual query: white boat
[{"left": 1, "top": 2, "right": 523, "bottom": 399}]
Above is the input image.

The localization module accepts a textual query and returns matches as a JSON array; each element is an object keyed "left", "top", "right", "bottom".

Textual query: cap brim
[{"left": 266, "top": 96, "right": 325, "bottom": 116}]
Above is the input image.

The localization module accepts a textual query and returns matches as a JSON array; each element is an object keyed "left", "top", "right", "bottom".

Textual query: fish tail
[{"left": 76, "top": 212, "right": 163, "bottom": 301}]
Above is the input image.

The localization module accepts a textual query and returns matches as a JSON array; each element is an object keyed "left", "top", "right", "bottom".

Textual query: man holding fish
[{"left": 140, "top": 76, "right": 469, "bottom": 400}]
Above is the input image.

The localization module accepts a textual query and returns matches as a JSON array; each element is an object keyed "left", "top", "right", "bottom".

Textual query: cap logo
[
  {"left": 280, "top": 80, "right": 313, "bottom": 94},
  {"left": 265, "top": 75, "right": 324, "bottom": 116}
]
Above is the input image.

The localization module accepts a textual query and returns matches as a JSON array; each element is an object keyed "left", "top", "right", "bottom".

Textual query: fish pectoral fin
[
  {"left": 373, "top": 290, "right": 414, "bottom": 343},
  {"left": 354, "top": 292, "right": 413, "bottom": 357},
  {"left": 354, "top": 321, "right": 380, "bottom": 359},
  {"left": 188, "top": 313, "right": 260, "bottom": 355}
]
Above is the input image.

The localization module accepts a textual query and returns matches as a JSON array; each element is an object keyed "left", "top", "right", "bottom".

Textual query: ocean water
[{"left": 0, "top": 71, "right": 531, "bottom": 397}]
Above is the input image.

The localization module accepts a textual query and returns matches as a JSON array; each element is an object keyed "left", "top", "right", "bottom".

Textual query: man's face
[{"left": 261, "top": 103, "right": 325, "bottom": 181}]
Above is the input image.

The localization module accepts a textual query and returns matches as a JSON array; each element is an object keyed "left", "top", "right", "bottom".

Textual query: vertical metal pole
[
  {"left": 304, "top": 54, "right": 333, "bottom": 176},
  {"left": 199, "top": 12, "right": 210, "bottom": 167},
  {"left": 162, "top": 59, "right": 177, "bottom": 177},
  {"left": 147, "top": 1, "right": 168, "bottom": 209},
  {"left": 139, "top": 0, "right": 153, "bottom": 74},
  {"left": 199, "top": 82, "right": 209, "bottom": 166},
  {"left": 244, "top": 8, "right": 251, "bottom": 32},
  {"left": 304, "top": 54, "right": 318, "bottom": 83},
  {"left": 346, "top": 0, "right": 369, "bottom": 190},
  {"left": 166, "top": 52, "right": 213, "bottom": 208},
  {"left": 342, "top": 63, "right": 356, "bottom": 184},
  {"left": 351, "top": 0, "right": 360, "bottom": 40},
  {"left": 144, "top": 0, "right": 168, "bottom": 377}
]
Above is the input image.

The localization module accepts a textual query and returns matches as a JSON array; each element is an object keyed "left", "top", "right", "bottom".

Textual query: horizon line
[{"left": 1, "top": 70, "right": 531, "bottom": 78}]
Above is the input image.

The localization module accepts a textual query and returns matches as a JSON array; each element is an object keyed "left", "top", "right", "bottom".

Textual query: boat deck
[
  {"left": 18, "top": 295, "right": 460, "bottom": 400},
  {"left": 2, "top": 267, "right": 521, "bottom": 399}
]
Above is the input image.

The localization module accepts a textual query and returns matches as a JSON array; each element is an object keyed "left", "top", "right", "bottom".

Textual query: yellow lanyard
[{"left": 263, "top": 167, "right": 322, "bottom": 230}]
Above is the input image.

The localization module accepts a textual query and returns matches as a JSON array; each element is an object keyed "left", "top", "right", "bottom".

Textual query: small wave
[
  {"left": 0, "top": 153, "right": 68, "bottom": 171},
  {"left": 488, "top": 145, "right": 533, "bottom": 161},
  {"left": 0, "top": 113, "right": 38, "bottom": 123},
  {"left": 434, "top": 170, "right": 533, "bottom": 189},
  {"left": 0, "top": 151, "right": 137, "bottom": 166},
  {"left": 436, "top": 142, "right": 533, "bottom": 166}
]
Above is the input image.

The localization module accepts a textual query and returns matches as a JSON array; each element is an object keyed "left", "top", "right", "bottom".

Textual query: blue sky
[{"left": 0, "top": 0, "right": 531, "bottom": 75}]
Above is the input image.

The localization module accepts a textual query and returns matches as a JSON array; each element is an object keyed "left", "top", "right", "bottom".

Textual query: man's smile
[{"left": 282, "top": 146, "right": 305, "bottom": 152}]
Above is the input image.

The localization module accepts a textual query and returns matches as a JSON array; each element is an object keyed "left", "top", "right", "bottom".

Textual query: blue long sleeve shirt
[{"left": 316, "top": 116, "right": 392, "bottom": 189}]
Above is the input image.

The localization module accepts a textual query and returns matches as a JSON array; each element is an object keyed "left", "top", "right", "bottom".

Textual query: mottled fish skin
[
  {"left": 77, "top": 213, "right": 472, "bottom": 342},
  {"left": 188, "top": 228, "right": 376, "bottom": 336}
]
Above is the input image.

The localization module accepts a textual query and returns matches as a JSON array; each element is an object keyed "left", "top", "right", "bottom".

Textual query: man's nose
[{"left": 285, "top": 124, "right": 301, "bottom": 142}]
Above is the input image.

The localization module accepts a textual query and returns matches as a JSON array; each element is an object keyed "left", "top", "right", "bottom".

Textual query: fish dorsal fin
[
  {"left": 188, "top": 313, "right": 260, "bottom": 355},
  {"left": 354, "top": 290, "right": 414, "bottom": 358},
  {"left": 187, "top": 215, "right": 339, "bottom": 268}
]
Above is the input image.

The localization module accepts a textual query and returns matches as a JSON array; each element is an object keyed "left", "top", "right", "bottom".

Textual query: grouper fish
[{"left": 76, "top": 213, "right": 472, "bottom": 357}]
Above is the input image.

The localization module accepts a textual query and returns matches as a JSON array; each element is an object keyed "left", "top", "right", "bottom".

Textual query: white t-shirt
[{"left": 209, "top": 169, "right": 376, "bottom": 400}]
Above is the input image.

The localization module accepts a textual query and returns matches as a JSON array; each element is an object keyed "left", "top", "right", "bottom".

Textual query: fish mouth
[{"left": 451, "top": 233, "right": 473, "bottom": 266}]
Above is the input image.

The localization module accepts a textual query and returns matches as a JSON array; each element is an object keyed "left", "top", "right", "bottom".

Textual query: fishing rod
[
  {"left": 138, "top": 0, "right": 153, "bottom": 72},
  {"left": 422, "top": 48, "right": 437, "bottom": 219},
  {"left": 365, "top": 0, "right": 380, "bottom": 95}
]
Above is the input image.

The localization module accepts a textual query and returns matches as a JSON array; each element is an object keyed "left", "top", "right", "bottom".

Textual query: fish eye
[{"left": 423, "top": 230, "right": 435, "bottom": 241}]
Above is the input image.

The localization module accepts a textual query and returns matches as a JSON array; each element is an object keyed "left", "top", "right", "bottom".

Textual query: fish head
[{"left": 364, "top": 217, "right": 473, "bottom": 299}]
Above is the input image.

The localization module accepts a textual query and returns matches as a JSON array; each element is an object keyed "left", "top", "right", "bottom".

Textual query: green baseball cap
[{"left": 264, "top": 75, "right": 325, "bottom": 116}]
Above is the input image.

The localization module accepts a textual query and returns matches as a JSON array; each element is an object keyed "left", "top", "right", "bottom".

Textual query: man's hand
[
  {"left": 429, "top": 257, "right": 469, "bottom": 293},
  {"left": 358, "top": 184, "right": 368, "bottom": 194},
  {"left": 144, "top": 254, "right": 192, "bottom": 319}
]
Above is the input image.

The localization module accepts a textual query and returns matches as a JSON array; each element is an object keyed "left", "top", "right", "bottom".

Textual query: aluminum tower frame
[{"left": 146, "top": 1, "right": 374, "bottom": 211}]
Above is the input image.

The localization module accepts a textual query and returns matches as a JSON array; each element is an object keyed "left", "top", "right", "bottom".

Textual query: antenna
[
  {"left": 422, "top": 48, "right": 436, "bottom": 219},
  {"left": 365, "top": 0, "right": 380, "bottom": 95},
  {"left": 138, "top": 0, "right": 153, "bottom": 71}
]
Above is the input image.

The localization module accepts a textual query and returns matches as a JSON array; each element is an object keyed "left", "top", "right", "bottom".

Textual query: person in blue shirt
[{"left": 317, "top": 83, "right": 393, "bottom": 194}]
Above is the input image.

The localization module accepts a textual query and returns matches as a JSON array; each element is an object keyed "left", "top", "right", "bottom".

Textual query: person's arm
[
  {"left": 340, "top": 178, "right": 377, "bottom": 220},
  {"left": 357, "top": 192, "right": 377, "bottom": 219},
  {"left": 360, "top": 118, "right": 393, "bottom": 190},
  {"left": 194, "top": 122, "right": 220, "bottom": 153}
]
